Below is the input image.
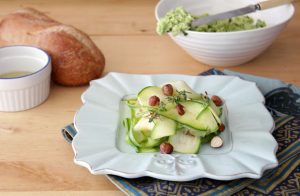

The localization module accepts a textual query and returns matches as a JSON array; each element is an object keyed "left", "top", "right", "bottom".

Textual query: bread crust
[{"left": 0, "top": 8, "right": 105, "bottom": 86}]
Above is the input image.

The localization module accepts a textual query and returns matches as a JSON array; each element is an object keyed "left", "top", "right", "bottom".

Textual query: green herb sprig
[{"left": 166, "top": 90, "right": 191, "bottom": 104}]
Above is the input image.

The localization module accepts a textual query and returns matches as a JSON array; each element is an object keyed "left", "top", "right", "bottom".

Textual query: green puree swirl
[{"left": 157, "top": 7, "right": 266, "bottom": 36}]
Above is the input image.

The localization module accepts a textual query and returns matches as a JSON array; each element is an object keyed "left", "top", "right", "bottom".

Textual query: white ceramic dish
[
  {"left": 0, "top": 45, "right": 51, "bottom": 112},
  {"left": 155, "top": 0, "right": 295, "bottom": 66},
  {"left": 72, "top": 73, "right": 278, "bottom": 181}
]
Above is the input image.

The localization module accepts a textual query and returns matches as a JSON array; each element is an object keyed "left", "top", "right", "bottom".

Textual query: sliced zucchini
[
  {"left": 158, "top": 101, "right": 218, "bottom": 131},
  {"left": 195, "top": 107, "right": 219, "bottom": 132},
  {"left": 126, "top": 81, "right": 224, "bottom": 154},
  {"left": 137, "top": 86, "right": 174, "bottom": 109},
  {"left": 209, "top": 99, "right": 221, "bottom": 116},
  {"left": 208, "top": 106, "right": 221, "bottom": 125},
  {"left": 134, "top": 117, "right": 155, "bottom": 133},
  {"left": 151, "top": 116, "right": 176, "bottom": 139},
  {"left": 122, "top": 118, "right": 131, "bottom": 133},
  {"left": 185, "top": 126, "right": 209, "bottom": 137},
  {"left": 126, "top": 98, "right": 138, "bottom": 108},
  {"left": 137, "top": 147, "right": 159, "bottom": 153},
  {"left": 125, "top": 132, "right": 139, "bottom": 151},
  {"left": 140, "top": 137, "right": 164, "bottom": 148},
  {"left": 128, "top": 116, "right": 147, "bottom": 147},
  {"left": 169, "top": 129, "right": 201, "bottom": 154},
  {"left": 134, "top": 107, "right": 148, "bottom": 118},
  {"left": 137, "top": 86, "right": 165, "bottom": 106},
  {"left": 128, "top": 127, "right": 146, "bottom": 147}
]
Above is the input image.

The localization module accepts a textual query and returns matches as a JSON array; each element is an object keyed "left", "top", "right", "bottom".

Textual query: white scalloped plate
[{"left": 72, "top": 72, "right": 278, "bottom": 181}]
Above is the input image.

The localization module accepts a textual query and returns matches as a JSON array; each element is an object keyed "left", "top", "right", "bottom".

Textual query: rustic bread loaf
[{"left": 0, "top": 8, "right": 105, "bottom": 86}]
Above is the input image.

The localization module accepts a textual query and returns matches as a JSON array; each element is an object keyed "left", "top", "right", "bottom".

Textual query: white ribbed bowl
[
  {"left": 0, "top": 45, "right": 51, "bottom": 112},
  {"left": 155, "top": 0, "right": 295, "bottom": 66}
]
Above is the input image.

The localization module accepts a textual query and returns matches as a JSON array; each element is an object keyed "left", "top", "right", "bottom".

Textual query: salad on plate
[{"left": 123, "top": 80, "right": 225, "bottom": 154}]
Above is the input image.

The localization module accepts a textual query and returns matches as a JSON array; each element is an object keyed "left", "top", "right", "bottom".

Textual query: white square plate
[{"left": 72, "top": 73, "right": 277, "bottom": 181}]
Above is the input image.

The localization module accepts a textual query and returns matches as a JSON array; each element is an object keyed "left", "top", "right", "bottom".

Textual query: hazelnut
[
  {"left": 162, "top": 84, "right": 174, "bottom": 96},
  {"left": 210, "top": 136, "right": 223, "bottom": 148},
  {"left": 219, "top": 123, "right": 225, "bottom": 132},
  {"left": 211, "top": 95, "right": 223, "bottom": 106},
  {"left": 176, "top": 104, "right": 185, "bottom": 115},
  {"left": 148, "top": 96, "right": 160, "bottom": 106},
  {"left": 160, "top": 142, "right": 173, "bottom": 154}
]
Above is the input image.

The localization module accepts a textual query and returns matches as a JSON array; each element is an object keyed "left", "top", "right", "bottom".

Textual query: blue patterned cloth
[{"left": 62, "top": 69, "right": 300, "bottom": 195}]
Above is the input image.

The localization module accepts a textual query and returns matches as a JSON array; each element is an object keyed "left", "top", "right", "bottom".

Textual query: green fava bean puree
[{"left": 157, "top": 7, "right": 266, "bottom": 36}]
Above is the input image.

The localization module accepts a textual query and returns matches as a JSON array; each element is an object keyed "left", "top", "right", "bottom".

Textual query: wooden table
[{"left": 0, "top": 0, "right": 299, "bottom": 195}]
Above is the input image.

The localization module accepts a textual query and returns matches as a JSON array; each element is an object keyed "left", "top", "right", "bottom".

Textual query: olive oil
[{"left": 0, "top": 71, "right": 32, "bottom": 78}]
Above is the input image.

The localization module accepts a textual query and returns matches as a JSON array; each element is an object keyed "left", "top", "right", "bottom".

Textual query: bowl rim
[
  {"left": 155, "top": 0, "right": 295, "bottom": 35},
  {"left": 0, "top": 45, "right": 51, "bottom": 80}
]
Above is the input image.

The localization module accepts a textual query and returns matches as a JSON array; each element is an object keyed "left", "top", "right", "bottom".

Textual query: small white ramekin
[{"left": 0, "top": 45, "right": 52, "bottom": 112}]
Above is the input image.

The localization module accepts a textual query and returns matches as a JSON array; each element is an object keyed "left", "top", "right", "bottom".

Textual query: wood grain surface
[{"left": 0, "top": 0, "right": 299, "bottom": 195}]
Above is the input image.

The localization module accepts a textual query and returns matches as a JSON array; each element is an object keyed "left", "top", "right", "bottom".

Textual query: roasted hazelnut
[
  {"left": 162, "top": 84, "right": 174, "bottom": 96},
  {"left": 148, "top": 96, "right": 160, "bottom": 106},
  {"left": 219, "top": 123, "right": 225, "bottom": 132},
  {"left": 160, "top": 142, "right": 173, "bottom": 154},
  {"left": 210, "top": 136, "right": 223, "bottom": 148},
  {"left": 176, "top": 104, "right": 185, "bottom": 115},
  {"left": 211, "top": 95, "right": 223, "bottom": 106}
]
